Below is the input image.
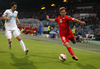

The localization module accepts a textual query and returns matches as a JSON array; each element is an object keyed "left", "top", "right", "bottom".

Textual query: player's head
[
  {"left": 11, "top": 2, "right": 17, "bottom": 11},
  {"left": 59, "top": 7, "right": 66, "bottom": 17}
]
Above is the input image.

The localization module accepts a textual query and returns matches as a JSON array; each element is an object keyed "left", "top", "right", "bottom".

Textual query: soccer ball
[{"left": 59, "top": 54, "right": 67, "bottom": 61}]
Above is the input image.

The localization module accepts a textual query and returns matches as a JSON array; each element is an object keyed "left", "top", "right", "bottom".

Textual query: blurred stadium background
[
  {"left": 0, "top": 0, "right": 100, "bottom": 41},
  {"left": 0, "top": 0, "right": 100, "bottom": 69}
]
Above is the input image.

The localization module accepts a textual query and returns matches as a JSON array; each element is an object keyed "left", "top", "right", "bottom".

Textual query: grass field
[{"left": 0, "top": 34, "right": 100, "bottom": 69}]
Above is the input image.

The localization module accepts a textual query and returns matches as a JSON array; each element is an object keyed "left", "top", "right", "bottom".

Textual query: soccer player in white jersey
[{"left": 1, "top": 2, "right": 28, "bottom": 55}]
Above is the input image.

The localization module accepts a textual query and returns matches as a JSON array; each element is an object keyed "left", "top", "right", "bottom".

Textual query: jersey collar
[
  {"left": 10, "top": 9, "right": 15, "bottom": 13},
  {"left": 60, "top": 15, "right": 66, "bottom": 19}
]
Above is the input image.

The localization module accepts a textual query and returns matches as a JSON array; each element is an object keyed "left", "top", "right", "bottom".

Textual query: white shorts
[{"left": 5, "top": 29, "right": 20, "bottom": 39}]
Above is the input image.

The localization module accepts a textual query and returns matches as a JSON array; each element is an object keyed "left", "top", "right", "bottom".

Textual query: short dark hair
[
  {"left": 59, "top": 7, "right": 66, "bottom": 12},
  {"left": 11, "top": 2, "right": 17, "bottom": 7}
]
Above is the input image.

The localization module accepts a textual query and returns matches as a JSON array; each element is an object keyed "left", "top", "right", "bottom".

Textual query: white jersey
[{"left": 2, "top": 9, "right": 18, "bottom": 30}]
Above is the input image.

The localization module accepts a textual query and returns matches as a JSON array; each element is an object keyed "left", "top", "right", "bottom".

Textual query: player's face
[
  {"left": 60, "top": 10, "right": 66, "bottom": 17},
  {"left": 11, "top": 5, "right": 17, "bottom": 11}
]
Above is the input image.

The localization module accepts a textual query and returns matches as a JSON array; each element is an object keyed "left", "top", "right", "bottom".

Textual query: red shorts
[{"left": 60, "top": 31, "right": 75, "bottom": 44}]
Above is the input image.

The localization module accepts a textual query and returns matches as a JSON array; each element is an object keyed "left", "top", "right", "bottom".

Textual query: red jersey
[
  {"left": 55, "top": 15, "right": 74, "bottom": 35},
  {"left": 55, "top": 15, "right": 75, "bottom": 43}
]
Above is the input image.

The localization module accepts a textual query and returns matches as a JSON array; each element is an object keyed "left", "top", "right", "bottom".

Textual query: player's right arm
[
  {"left": 1, "top": 17, "right": 11, "bottom": 21},
  {"left": 1, "top": 10, "right": 11, "bottom": 21},
  {"left": 46, "top": 15, "right": 56, "bottom": 22}
]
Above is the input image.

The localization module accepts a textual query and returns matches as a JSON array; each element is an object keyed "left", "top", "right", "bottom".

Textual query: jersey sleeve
[
  {"left": 2, "top": 10, "right": 8, "bottom": 17},
  {"left": 17, "top": 11, "right": 18, "bottom": 15},
  {"left": 16, "top": 11, "right": 18, "bottom": 17},
  {"left": 66, "top": 16, "right": 75, "bottom": 21}
]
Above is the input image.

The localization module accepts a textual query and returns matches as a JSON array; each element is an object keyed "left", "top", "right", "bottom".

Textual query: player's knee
[
  {"left": 8, "top": 39, "right": 12, "bottom": 43},
  {"left": 73, "top": 41, "right": 76, "bottom": 44},
  {"left": 16, "top": 36, "right": 22, "bottom": 41},
  {"left": 64, "top": 42, "right": 70, "bottom": 47},
  {"left": 8, "top": 41, "right": 12, "bottom": 44},
  {"left": 16, "top": 37, "right": 21, "bottom": 41},
  {"left": 17, "top": 38, "right": 21, "bottom": 41}
]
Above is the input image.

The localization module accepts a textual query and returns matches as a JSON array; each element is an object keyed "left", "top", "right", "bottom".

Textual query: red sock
[{"left": 67, "top": 47, "right": 75, "bottom": 56}]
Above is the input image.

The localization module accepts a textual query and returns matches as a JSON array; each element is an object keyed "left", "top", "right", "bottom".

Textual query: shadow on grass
[
  {"left": 10, "top": 53, "right": 37, "bottom": 69},
  {"left": 77, "top": 63, "right": 97, "bottom": 69},
  {"left": 60, "top": 61, "right": 75, "bottom": 65},
  {"left": 0, "top": 51, "right": 7, "bottom": 53},
  {"left": 31, "top": 54, "right": 57, "bottom": 59},
  {"left": 31, "top": 54, "right": 75, "bottom": 65}
]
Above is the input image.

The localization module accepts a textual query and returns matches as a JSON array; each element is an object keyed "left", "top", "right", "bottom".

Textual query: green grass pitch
[{"left": 0, "top": 34, "right": 100, "bottom": 69}]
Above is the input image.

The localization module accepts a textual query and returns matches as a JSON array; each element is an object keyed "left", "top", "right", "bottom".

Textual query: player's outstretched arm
[
  {"left": 46, "top": 15, "right": 56, "bottom": 22},
  {"left": 16, "top": 17, "right": 20, "bottom": 26},
  {"left": 73, "top": 19, "right": 86, "bottom": 25},
  {"left": 1, "top": 16, "right": 11, "bottom": 21}
]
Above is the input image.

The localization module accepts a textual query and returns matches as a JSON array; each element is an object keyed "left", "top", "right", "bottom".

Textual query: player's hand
[
  {"left": 81, "top": 21, "right": 86, "bottom": 25},
  {"left": 7, "top": 18, "right": 11, "bottom": 20},
  {"left": 17, "top": 23, "right": 20, "bottom": 26},
  {"left": 46, "top": 15, "right": 50, "bottom": 20}
]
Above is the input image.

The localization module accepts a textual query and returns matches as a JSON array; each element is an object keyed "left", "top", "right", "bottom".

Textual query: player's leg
[
  {"left": 68, "top": 33, "right": 78, "bottom": 60},
  {"left": 61, "top": 36, "right": 78, "bottom": 61},
  {"left": 69, "top": 37, "right": 76, "bottom": 44},
  {"left": 61, "top": 36, "right": 75, "bottom": 56},
  {"left": 39, "top": 30, "right": 42, "bottom": 35},
  {"left": 8, "top": 39, "right": 12, "bottom": 49},
  {"left": 5, "top": 30, "right": 12, "bottom": 49},
  {"left": 63, "top": 42, "right": 75, "bottom": 56},
  {"left": 16, "top": 35, "right": 28, "bottom": 55},
  {"left": 63, "top": 42, "right": 78, "bottom": 61},
  {"left": 69, "top": 32, "right": 76, "bottom": 44},
  {"left": 13, "top": 29, "right": 28, "bottom": 55}
]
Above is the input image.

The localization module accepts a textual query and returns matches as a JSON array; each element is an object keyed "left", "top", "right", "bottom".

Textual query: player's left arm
[
  {"left": 73, "top": 18, "right": 86, "bottom": 25},
  {"left": 67, "top": 16, "right": 86, "bottom": 25},
  {"left": 16, "top": 17, "right": 20, "bottom": 26}
]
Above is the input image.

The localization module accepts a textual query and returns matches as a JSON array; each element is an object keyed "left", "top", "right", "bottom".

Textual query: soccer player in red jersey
[{"left": 46, "top": 7, "right": 86, "bottom": 61}]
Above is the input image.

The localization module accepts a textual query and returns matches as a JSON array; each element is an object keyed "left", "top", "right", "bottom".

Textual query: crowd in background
[
  {"left": 18, "top": 26, "right": 37, "bottom": 35},
  {"left": 17, "top": 5, "right": 100, "bottom": 21},
  {"left": 0, "top": 3, "right": 100, "bottom": 41}
]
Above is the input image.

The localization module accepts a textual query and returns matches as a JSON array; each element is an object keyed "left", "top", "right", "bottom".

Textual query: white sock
[{"left": 19, "top": 40, "right": 26, "bottom": 52}]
